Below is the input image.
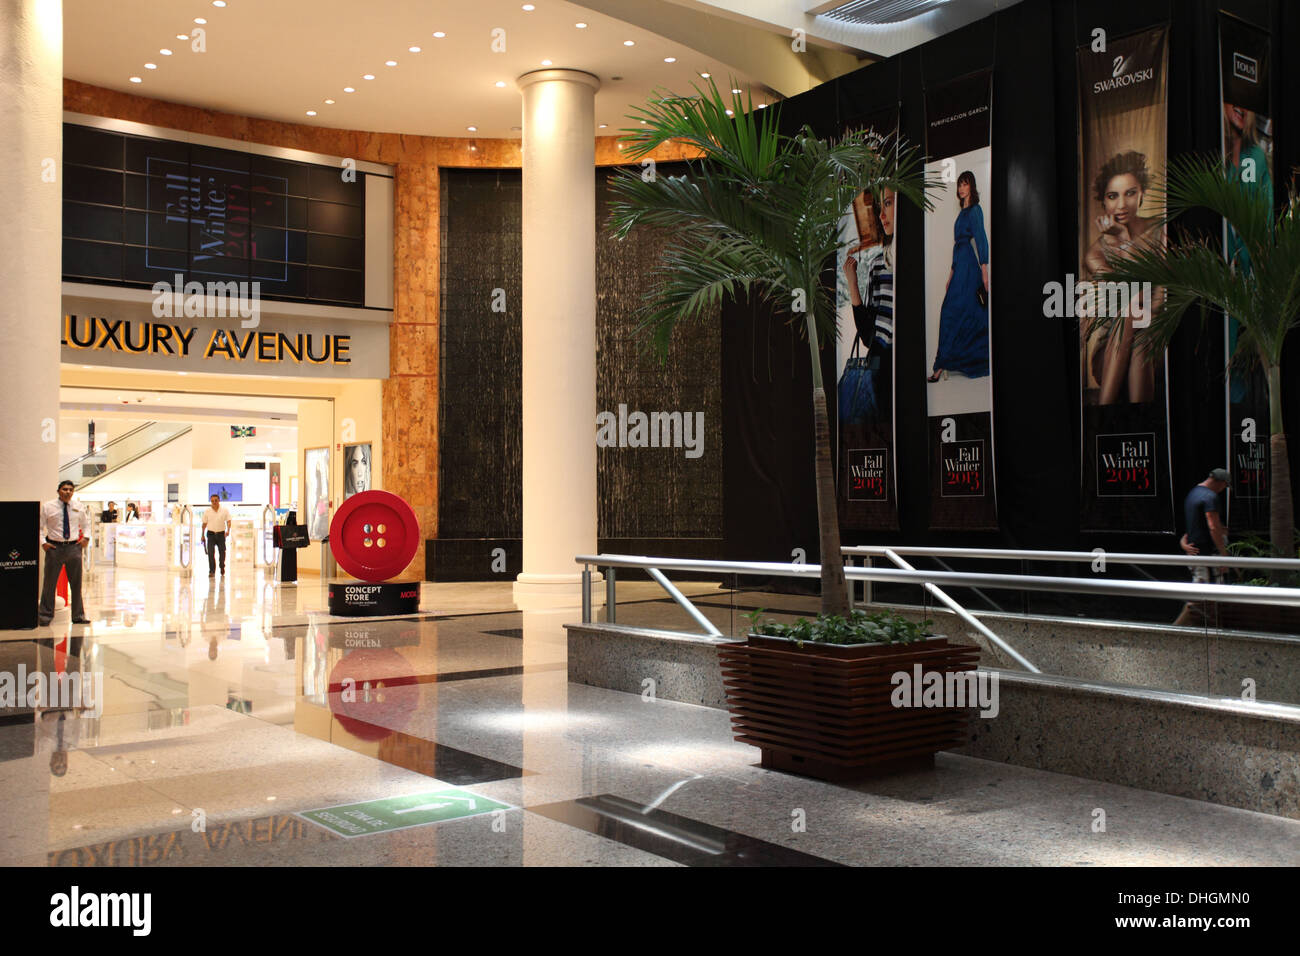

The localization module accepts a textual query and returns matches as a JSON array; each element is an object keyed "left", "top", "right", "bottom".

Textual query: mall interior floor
[{"left": 1, "top": 567, "right": 1297, "bottom": 867}]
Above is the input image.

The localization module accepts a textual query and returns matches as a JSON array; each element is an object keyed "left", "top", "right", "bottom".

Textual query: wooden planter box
[{"left": 718, "top": 634, "right": 981, "bottom": 782}]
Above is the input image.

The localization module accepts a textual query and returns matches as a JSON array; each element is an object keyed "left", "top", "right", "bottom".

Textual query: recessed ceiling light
[
  {"left": 306, "top": 110, "right": 316, "bottom": 116},
  {"left": 469, "top": 145, "right": 478, "bottom": 151},
  {"left": 522, "top": 3, "right": 534, "bottom": 9},
  {"left": 343, "top": 86, "right": 355, "bottom": 92},
  {"left": 212, "top": 0, "right": 226, "bottom": 6},
  {"left": 700, "top": 72, "right": 710, "bottom": 78},
  {"left": 433, "top": 31, "right": 445, "bottom": 38},
  {"left": 598, "top": 123, "right": 607, "bottom": 128},
  {"left": 144, "top": 62, "right": 157, "bottom": 69},
  {"left": 194, "top": 17, "right": 206, "bottom": 24},
  {"left": 575, "top": 22, "right": 587, "bottom": 28},
  {"left": 324, "top": 98, "right": 335, "bottom": 104},
  {"left": 385, "top": 60, "right": 397, "bottom": 66},
  {"left": 756, "top": 103, "right": 767, "bottom": 109},
  {"left": 467, "top": 126, "right": 477, "bottom": 132},
  {"left": 541, "top": 59, "right": 552, "bottom": 66},
  {"left": 664, "top": 57, "right": 676, "bottom": 63},
  {"left": 725, "top": 109, "right": 734, "bottom": 116},
  {"left": 495, "top": 80, "right": 506, "bottom": 87},
  {"left": 623, "top": 40, "right": 634, "bottom": 46},
  {"left": 732, "top": 88, "right": 742, "bottom": 94},
  {"left": 362, "top": 74, "right": 375, "bottom": 80},
  {"left": 408, "top": 45, "right": 421, "bottom": 52},
  {"left": 160, "top": 48, "right": 173, "bottom": 55},
  {"left": 177, "top": 34, "right": 190, "bottom": 40},
  {"left": 129, "top": 76, "right": 142, "bottom": 83}
]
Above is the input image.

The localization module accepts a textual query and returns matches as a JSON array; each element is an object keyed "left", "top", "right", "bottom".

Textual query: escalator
[{"left": 59, "top": 421, "right": 192, "bottom": 489}]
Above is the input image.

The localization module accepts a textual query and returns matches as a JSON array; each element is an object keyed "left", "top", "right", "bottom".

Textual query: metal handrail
[
  {"left": 58, "top": 421, "right": 157, "bottom": 472},
  {"left": 576, "top": 551, "right": 1300, "bottom": 691},
  {"left": 880, "top": 548, "right": 1035, "bottom": 672},
  {"left": 575, "top": 553, "right": 1300, "bottom": 611},
  {"left": 575, "top": 552, "right": 1300, "bottom": 680},
  {"left": 69, "top": 425, "right": 193, "bottom": 490},
  {"left": 842, "top": 544, "right": 1300, "bottom": 572}
]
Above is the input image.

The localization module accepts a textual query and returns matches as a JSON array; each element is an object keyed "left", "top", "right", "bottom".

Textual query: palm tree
[
  {"left": 1089, "top": 155, "right": 1299, "bottom": 560},
  {"left": 607, "top": 79, "right": 935, "bottom": 616}
]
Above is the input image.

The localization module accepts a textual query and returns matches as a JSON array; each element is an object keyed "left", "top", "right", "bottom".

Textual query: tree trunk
[
  {"left": 1266, "top": 364, "right": 1294, "bottom": 577},
  {"left": 812, "top": 386, "right": 850, "bottom": 615},
  {"left": 1268, "top": 432, "right": 1293, "bottom": 550}
]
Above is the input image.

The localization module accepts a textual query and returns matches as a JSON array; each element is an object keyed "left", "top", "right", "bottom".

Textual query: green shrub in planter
[{"left": 745, "top": 608, "right": 932, "bottom": 646}]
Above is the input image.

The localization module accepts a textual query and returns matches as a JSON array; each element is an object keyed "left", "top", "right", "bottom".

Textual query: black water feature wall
[{"left": 431, "top": 166, "right": 723, "bottom": 581}]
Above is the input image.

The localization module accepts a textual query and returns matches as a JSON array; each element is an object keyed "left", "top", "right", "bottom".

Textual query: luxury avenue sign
[
  {"left": 63, "top": 315, "right": 352, "bottom": 365},
  {"left": 59, "top": 291, "right": 390, "bottom": 379}
]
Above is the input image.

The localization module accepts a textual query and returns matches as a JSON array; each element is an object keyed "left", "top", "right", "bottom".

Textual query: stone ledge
[{"left": 566, "top": 622, "right": 1300, "bottom": 819}]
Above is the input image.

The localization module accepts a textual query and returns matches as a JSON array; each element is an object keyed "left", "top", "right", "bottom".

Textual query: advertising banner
[
  {"left": 836, "top": 107, "right": 901, "bottom": 531},
  {"left": 1219, "top": 12, "right": 1274, "bottom": 531},
  {"left": 923, "top": 72, "right": 997, "bottom": 531},
  {"left": 1076, "top": 25, "right": 1174, "bottom": 532}
]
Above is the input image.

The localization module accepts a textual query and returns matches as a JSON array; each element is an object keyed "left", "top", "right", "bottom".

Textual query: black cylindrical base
[{"left": 327, "top": 580, "right": 421, "bottom": 616}]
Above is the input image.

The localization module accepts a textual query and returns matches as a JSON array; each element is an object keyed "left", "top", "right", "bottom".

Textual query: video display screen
[{"left": 62, "top": 124, "right": 365, "bottom": 307}]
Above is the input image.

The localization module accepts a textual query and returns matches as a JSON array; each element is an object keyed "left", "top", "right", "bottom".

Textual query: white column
[
  {"left": 0, "top": 0, "right": 62, "bottom": 502},
  {"left": 514, "top": 69, "right": 601, "bottom": 609},
  {"left": 0, "top": 0, "right": 59, "bottom": 863}
]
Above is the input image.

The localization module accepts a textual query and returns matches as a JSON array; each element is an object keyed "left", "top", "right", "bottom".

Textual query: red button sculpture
[{"left": 327, "top": 490, "right": 422, "bottom": 616}]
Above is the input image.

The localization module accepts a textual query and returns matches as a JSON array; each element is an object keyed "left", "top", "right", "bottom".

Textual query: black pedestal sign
[
  {"left": 327, "top": 581, "right": 421, "bottom": 617},
  {"left": 0, "top": 502, "right": 40, "bottom": 629}
]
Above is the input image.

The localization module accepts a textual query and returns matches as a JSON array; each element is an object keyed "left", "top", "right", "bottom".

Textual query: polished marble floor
[{"left": 2, "top": 563, "right": 1298, "bottom": 867}]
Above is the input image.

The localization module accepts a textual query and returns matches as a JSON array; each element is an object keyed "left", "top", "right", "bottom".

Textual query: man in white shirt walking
[
  {"left": 202, "top": 494, "right": 233, "bottom": 576},
  {"left": 39, "top": 480, "right": 90, "bottom": 626}
]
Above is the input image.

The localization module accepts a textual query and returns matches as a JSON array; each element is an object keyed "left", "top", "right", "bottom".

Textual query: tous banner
[{"left": 1220, "top": 12, "right": 1274, "bottom": 531}]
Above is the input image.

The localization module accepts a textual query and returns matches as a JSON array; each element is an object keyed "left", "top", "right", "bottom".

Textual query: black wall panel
[
  {"left": 433, "top": 166, "right": 724, "bottom": 580},
  {"left": 721, "top": 0, "right": 1298, "bottom": 598}
]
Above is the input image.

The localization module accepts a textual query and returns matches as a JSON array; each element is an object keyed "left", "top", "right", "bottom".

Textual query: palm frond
[{"left": 610, "top": 76, "right": 933, "bottom": 361}]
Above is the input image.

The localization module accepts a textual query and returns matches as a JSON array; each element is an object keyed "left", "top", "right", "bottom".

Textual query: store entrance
[{"left": 58, "top": 379, "right": 327, "bottom": 582}]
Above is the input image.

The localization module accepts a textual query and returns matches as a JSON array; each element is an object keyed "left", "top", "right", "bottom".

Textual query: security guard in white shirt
[{"left": 39, "top": 480, "right": 90, "bottom": 625}]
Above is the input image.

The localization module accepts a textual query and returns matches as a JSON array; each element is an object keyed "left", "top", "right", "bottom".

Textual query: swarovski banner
[
  {"left": 923, "top": 72, "right": 997, "bottom": 531},
  {"left": 1076, "top": 25, "right": 1174, "bottom": 533},
  {"left": 1219, "top": 12, "right": 1273, "bottom": 531},
  {"left": 836, "top": 107, "right": 901, "bottom": 531}
]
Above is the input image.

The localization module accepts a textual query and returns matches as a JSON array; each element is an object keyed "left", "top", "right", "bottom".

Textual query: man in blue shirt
[{"left": 1174, "top": 468, "right": 1229, "bottom": 626}]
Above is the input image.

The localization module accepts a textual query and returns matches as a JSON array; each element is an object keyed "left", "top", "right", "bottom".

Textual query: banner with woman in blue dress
[{"left": 923, "top": 72, "right": 998, "bottom": 531}]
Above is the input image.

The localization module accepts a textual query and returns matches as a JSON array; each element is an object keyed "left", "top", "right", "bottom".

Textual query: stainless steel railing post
[
  {"left": 606, "top": 566, "right": 616, "bottom": 623},
  {"left": 581, "top": 567, "right": 592, "bottom": 623}
]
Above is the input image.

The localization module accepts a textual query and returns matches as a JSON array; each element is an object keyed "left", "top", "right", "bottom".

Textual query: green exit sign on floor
[{"left": 298, "top": 789, "right": 511, "bottom": 838}]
